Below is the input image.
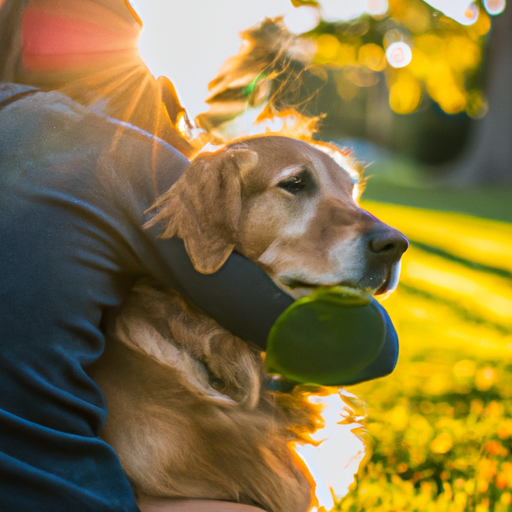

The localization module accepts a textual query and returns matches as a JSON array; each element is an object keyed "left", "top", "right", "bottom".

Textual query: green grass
[{"left": 361, "top": 157, "right": 512, "bottom": 224}]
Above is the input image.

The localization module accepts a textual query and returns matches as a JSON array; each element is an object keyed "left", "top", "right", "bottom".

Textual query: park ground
[{"left": 331, "top": 156, "right": 512, "bottom": 512}]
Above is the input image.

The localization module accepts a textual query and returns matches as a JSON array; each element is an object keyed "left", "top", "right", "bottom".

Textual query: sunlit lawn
[{"left": 331, "top": 181, "right": 512, "bottom": 512}]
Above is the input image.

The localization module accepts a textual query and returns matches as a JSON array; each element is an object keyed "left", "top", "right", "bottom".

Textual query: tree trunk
[{"left": 440, "top": 6, "right": 512, "bottom": 185}]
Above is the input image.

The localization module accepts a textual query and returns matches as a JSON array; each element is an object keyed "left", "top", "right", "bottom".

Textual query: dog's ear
[{"left": 146, "top": 147, "right": 258, "bottom": 274}]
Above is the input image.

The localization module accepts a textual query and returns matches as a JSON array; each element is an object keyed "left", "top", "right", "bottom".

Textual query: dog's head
[{"left": 148, "top": 135, "right": 408, "bottom": 298}]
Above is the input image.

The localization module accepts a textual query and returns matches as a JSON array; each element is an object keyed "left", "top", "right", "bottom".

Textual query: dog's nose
[{"left": 367, "top": 227, "right": 409, "bottom": 263}]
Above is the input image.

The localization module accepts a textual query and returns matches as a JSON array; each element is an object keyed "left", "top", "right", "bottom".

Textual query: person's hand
[{"left": 138, "top": 496, "right": 266, "bottom": 512}]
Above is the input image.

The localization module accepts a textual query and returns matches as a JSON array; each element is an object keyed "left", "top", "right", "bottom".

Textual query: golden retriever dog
[{"left": 89, "top": 135, "right": 408, "bottom": 512}]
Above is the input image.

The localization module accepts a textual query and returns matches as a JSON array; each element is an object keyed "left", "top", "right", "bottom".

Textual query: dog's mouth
[
  {"left": 278, "top": 278, "right": 371, "bottom": 300},
  {"left": 374, "top": 261, "right": 401, "bottom": 297},
  {"left": 278, "top": 262, "right": 401, "bottom": 299}
]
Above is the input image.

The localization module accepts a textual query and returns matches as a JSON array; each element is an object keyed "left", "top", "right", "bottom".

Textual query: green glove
[{"left": 265, "top": 287, "right": 386, "bottom": 386}]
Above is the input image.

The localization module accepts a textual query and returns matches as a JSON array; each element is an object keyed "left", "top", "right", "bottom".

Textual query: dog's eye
[{"left": 278, "top": 173, "right": 307, "bottom": 194}]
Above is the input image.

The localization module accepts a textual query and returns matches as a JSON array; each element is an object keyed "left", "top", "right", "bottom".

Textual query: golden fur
[{"left": 88, "top": 135, "right": 407, "bottom": 512}]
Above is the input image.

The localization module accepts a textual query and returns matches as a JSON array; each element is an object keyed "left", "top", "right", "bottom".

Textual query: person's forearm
[{"left": 150, "top": 234, "right": 294, "bottom": 350}]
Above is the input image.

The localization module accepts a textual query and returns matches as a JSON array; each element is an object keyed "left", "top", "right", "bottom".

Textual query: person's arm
[
  {"left": 148, "top": 230, "right": 399, "bottom": 385},
  {"left": 148, "top": 231, "right": 295, "bottom": 350}
]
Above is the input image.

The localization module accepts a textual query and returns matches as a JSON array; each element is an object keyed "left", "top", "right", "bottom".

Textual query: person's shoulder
[
  {"left": 1, "top": 86, "right": 89, "bottom": 120},
  {"left": 0, "top": 86, "right": 102, "bottom": 149},
  {"left": 0, "top": 83, "right": 189, "bottom": 199}
]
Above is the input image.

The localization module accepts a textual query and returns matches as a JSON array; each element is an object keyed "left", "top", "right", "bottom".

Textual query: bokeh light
[
  {"left": 283, "top": 5, "right": 320, "bottom": 34},
  {"left": 389, "top": 73, "right": 421, "bottom": 113},
  {"left": 462, "top": 3, "right": 480, "bottom": 24},
  {"left": 424, "top": 0, "right": 479, "bottom": 25},
  {"left": 359, "top": 43, "right": 387, "bottom": 71},
  {"left": 386, "top": 42, "right": 413, "bottom": 68},
  {"left": 366, "top": 0, "right": 389, "bottom": 16},
  {"left": 484, "top": 0, "right": 507, "bottom": 15},
  {"left": 319, "top": 0, "right": 366, "bottom": 22}
]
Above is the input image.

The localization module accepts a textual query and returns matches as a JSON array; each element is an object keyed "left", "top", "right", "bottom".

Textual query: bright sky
[{"left": 135, "top": 0, "right": 301, "bottom": 118}]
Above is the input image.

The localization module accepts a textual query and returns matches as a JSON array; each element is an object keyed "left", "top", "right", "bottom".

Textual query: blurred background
[{"left": 2, "top": 0, "right": 511, "bottom": 510}]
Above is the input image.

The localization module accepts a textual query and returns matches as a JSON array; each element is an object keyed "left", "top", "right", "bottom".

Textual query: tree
[{"left": 196, "top": 0, "right": 511, "bottom": 183}]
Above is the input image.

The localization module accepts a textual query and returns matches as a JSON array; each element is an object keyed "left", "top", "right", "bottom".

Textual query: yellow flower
[
  {"left": 430, "top": 432, "right": 453, "bottom": 454},
  {"left": 476, "top": 367, "right": 497, "bottom": 391}
]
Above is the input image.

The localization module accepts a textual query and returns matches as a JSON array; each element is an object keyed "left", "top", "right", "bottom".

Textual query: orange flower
[
  {"left": 498, "top": 420, "right": 512, "bottom": 440},
  {"left": 484, "top": 440, "right": 508, "bottom": 457}
]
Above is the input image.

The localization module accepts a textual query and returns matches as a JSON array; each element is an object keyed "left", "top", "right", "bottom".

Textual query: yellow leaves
[
  {"left": 399, "top": 1, "right": 431, "bottom": 33},
  {"left": 388, "top": 73, "right": 421, "bottom": 114},
  {"left": 400, "top": 29, "right": 479, "bottom": 113},
  {"left": 415, "top": 34, "right": 444, "bottom": 56},
  {"left": 315, "top": 34, "right": 340, "bottom": 63},
  {"left": 447, "top": 36, "right": 481, "bottom": 71},
  {"left": 359, "top": 43, "right": 386, "bottom": 71},
  {"left": 388, "top": 30, "right": 482, "bottom": 114},
  {"left": 314, "top": 34, "right": 359, "bottom": 68},
  {"left": 335, "top": 44, "right": 358, "bottom": 67},
  {"left": 467, "top": 9, "right": 492, "bottom": 38},
  {"left": 408, "top": 48, "right": 430, "bottom": 79},
  {"left": 433, "top": 84, "right": 467, "bottom": 114},
  {"left": 308, "top": 8, "right": 488, "bottom": 116},
  {"left": 421, "top": 57, "right": 467, "bottom": 114}
]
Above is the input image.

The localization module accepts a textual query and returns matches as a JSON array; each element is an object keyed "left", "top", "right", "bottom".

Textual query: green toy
[{"left": 265, "top": 286, "right": 387, "bottom": 386}]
